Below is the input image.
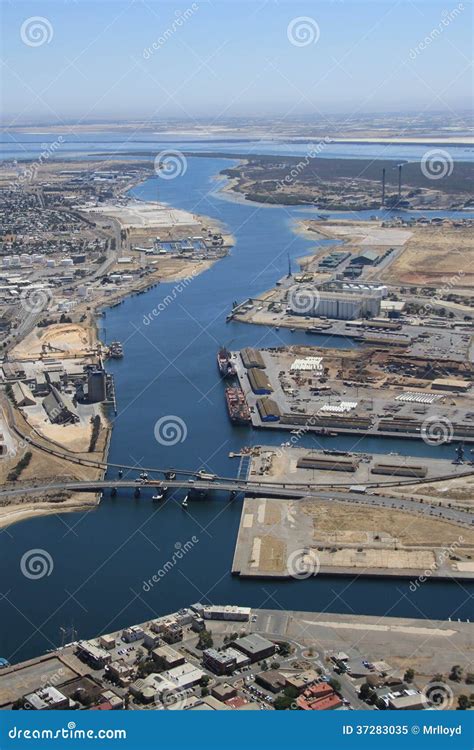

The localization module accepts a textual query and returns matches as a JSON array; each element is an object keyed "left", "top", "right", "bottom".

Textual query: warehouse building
[
  {"left": 232, "top": 633, "right": 276, "bottom": 663},
  {"left": 297, "top": 454, "right": 357, "bottom": 472},
  {"left": 241, "top": 348, "right": 265, "bottom": 369},
  {"left": 152, "top": 645, "right": 185, "bottom": 670},
  {"left": 43, "top": 386, "right": 79, "bottom": 424},
  {"left": 248, "top": 368, "right": 272, "bottom": 395},
  {"left": 256, "top": 397, "right": 281, "bottom": 422},
  {"left": 288, "top": 290, "right": 381, "bottom": 320},
  {"left": 12, "top": 381, "right": 35, "bottom": 407}
]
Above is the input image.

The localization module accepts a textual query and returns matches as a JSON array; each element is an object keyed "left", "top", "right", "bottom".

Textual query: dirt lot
[
  {"left": 302, "top": 500, "right": 474, "bottom": 547},
  {"left": 11, "top": 323, "right": 95, "bottom": 360},
  {"left": 381, "top": 225, "right": 474, "bottom": 287}
]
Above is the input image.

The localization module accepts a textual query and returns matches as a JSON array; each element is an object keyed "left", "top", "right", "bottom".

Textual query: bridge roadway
[
  {"left": 5, "top": 401, "right": 474, "bottom": 494},
  {"left": 0, "top": 477, "right": 472, "bottom": 528}
]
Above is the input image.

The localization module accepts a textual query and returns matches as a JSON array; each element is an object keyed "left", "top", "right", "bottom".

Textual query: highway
[{"left": 0, "top": 476, "right": 472, "bottom": 527}]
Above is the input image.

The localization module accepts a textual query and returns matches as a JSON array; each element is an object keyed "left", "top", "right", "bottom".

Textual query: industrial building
[
  {"left": 76, "top": 641, "right": 112, "bottom": 669},
  {"left": 196, "top": 604, "right": 251, "bottom": 621},
  {"left": 241, "top": 347, "right": 265, "bottom": 369},
  {"left": 232, "top": 633, "right": 276, "bottom": 663},
  {"left": 152, "top": 645, "right": 185, "bottom": 670},
  {"left": 247, "top": 368, "right": 272, "bottom": 395},
  {"left": 43, "top": 386, "right": 79, "bottom": 424},
  {"left": 202, "top": 648, "right": 237, "bottom": 676},
  {"left": 24, "top": 687, "right": 70, "bottom": 710},
  {"left": 256, "top": 397, "right": 281, "bottom": 422},
  {"left": 11, "top": 381, "right": 35, "bottom": 407},
  {"left": 288, "top": 289, "right": 381, "bottom": 320},
  {"left": 297, "top": 454, "right": 358, "bottom": 472},
  {"left": 87, "top": 368, "right": 107, "bottom": 402}
]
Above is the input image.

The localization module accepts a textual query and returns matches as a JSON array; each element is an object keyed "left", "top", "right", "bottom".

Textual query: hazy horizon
[{"left": 1, "top": 0, "right": 472, "bottom": 127}]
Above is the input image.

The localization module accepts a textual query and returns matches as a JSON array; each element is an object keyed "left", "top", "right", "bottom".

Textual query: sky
[{"left": 0, "top": 0, "right": 472, "bottom": 125}]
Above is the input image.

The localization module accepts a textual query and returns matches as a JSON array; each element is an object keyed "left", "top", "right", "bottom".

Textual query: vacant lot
[{"left": 382, "top": 226, "right": 474, "bottom": 287}]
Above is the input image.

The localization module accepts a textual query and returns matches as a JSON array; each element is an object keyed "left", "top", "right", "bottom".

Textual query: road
[{"left": 0, "top": 475, "right": 472, "bottom": 527}]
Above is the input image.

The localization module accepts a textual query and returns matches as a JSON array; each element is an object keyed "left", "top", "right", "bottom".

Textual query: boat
[
  {"left": 217, "top": 347, "right": 237, "bottom": 378},
  {"left": 225, "top": 386, "right": 251, "bottom": 424},
  {"left": 165, "top": 470, "right": 176, "bottom": 480},
  {"left": 182, "top": 494, "right": 189, "bottom": 508},
  {"left": 107, "top": 341, "right": 124, "bottom": 359},
  {"left": 152, "top": 492, "right": 164, "bottom": 502},
  {"left": 197, "top": 469, "right": 216, "bottom": 481}
]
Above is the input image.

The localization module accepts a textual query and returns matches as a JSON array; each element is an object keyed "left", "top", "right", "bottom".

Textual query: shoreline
[{"left": 0, "top": 167, "right": 235, "bottom": 530}]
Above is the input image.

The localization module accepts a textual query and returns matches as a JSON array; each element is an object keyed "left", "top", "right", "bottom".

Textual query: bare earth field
[
  {"left": 381, "top": 226, "right": 474, "bottom": 287},
  {"left": 232, "top": 497, "right": 474, "bottom": 579},
  {"left": 300, "top": 219, "right": 474, "bottom": 289}
]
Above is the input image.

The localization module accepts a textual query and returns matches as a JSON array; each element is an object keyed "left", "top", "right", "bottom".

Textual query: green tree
[
  {"left": 359, "top": 683, "right": 374, "bottom": 701},
  {"left": 458, "top": 694, "right": 469, "bottom": 710},
  {"left": 450, "top": 665, "right": 463, "bottom": 682},
  {"left": 329, "top": 678, "right": 341, "bottom": 692},
  {"left": 404, "top": 668, "right": 415, "bottom": 683},
  {"left": 273, "top": 695, "right": 293, "bottom": 710},
  {"left": 278, "top": 642, "right": 291, "bottom": 657},
  {"left": 197, "top": 629, "right": 213, "bottom": 650}
]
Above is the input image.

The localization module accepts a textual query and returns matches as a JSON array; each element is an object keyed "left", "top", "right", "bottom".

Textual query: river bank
[{"left": 1, "top": 153, "right": 473, "bottom": 664}]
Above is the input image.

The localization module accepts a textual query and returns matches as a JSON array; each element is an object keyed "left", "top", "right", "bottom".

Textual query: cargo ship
[
  {"left": 217, "top": 347, "right": 237, "bottom": 378},
  {"left": 225, "top": 386, "right": 251, "bottom": 424}
]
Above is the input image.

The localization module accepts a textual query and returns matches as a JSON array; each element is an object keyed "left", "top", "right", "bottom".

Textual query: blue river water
[
  {"left": 0, "top": 146, "right": 473, "bottom": 664},
  {"left": 1, "top": 131, "right": 474, "bottom": 162}
]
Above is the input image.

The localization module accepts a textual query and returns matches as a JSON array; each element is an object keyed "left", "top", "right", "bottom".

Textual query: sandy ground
[
  {"left": 304, "top": 221, "right": 413, "bottom": 247},
  {"left": 297, "top": 218, "right": 474, "bottom": 289},
  {"left": 24, "top": 409, "right": 93, "bottom": 452},
  {"left": 302, "top": 500, "right": 474, "bottom": 547},
  {"left": 11, "top": 323, "right": 96, "bottom": 360},
  {"left": 0, "top": 493, "right": 98, "bottom": 530},
  {"left": 82, "top": 200, "right": 200, "bottom": 230},
  {"left": 381, "top": 226, "right": 474, "bottom": 287}
]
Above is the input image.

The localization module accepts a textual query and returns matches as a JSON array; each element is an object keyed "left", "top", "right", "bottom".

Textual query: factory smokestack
[{"left": 381, "top": 168, "right": 386, "bottom": 206}]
